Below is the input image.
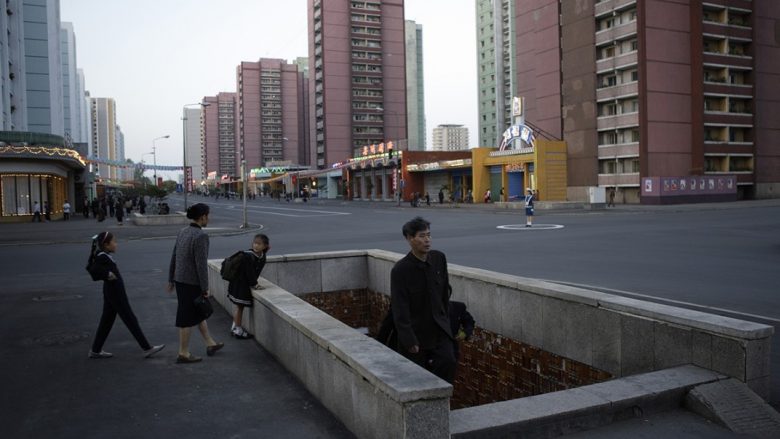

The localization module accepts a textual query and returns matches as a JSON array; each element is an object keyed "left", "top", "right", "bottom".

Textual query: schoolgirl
[
  {"left": 86, "top": 231, "right": 164, "bottom": 359},
  {"left": 227, "top": 234, "right": 270, "bottom": 339}
]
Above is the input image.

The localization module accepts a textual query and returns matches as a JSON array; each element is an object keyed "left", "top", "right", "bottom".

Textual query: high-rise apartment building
[
  {"left": 514, "top": 0, "right": 779, "bottom": 201},
  {"left": 202, "top": 93, "right": 237, "bottom": 178},
  {"left": 183, "top": 107, "right": 204, "bottom": 184},
  {"left": 89, "top": 97, "right": 118, "bottom": 180},
  {"left": 1, "top": 0, "right": 66, "bottom": 135},
  {"left": 431, "top": 124, "right": 470, "bottom": 151},
  {"left": 23, "top": 0, "right": 64, "bottom": 135},
  {"left": 405, "top": 19, "right": 425, "bottom": 150},
  {"left": 236, "top": 58, "right": 308, "bottom": 169},
  {"left": 308, "top": 0, "right": 407, "bottom": 168},
  {"left": 476, "top": 0, "right": 516, "bottom": 147},
  {"left": 61, "top": 22, "right": 85, "bottom": 143}
]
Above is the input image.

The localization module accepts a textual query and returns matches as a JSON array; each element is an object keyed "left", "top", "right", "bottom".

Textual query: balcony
[
  {"left": 595, "top": 21, "right": 637, "bottom": 46},
  {"left": 703, "top": 113, "right": 753, "bottom": 126},
  {"left": 596, "top": 81, "right": 639, "bottom": 101},
  {"left": 595, "top": 0, "right": 637, "bottom": 18},
  {"left": 596, "top": 51, "right": 638, "bottom": 73},
  {"left": 597, "top": 113, "right": 639, "bottom": 130},
  {"left": 702, "top": 22, "right": 751, "bottom": 40},
  {"left": 597, "top": 142, "right": 639, "bottom": 158},
  {"left": 703, "top": 53, "right": 752, "bottom": 69}
]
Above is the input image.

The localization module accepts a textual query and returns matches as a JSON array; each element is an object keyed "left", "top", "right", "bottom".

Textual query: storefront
[
  {"left": 471, "top": 139, "right": 568, "bottom": 202},
  {"left": 0, "top": 136, "right": 86, "bottom": 222}
]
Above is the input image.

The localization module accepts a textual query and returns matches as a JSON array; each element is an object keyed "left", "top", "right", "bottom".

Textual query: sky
[{"left": 61, "top": 0, "right": 478, "bottom": 179}]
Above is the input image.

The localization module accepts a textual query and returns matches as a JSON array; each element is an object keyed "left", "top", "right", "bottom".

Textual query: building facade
[
  {"left": 308, "top": 0, "right": 407, "bottom": 168},
  {"left": 236, "top": 58, "right": 307, "bottom": 170},
  {"left": 431, "top": 124, "right": 470, "bottom": 151},
  {"left": 23, "top": 0, "right": 64, "bottom": 135},
  {"left": 405, "top": 19, "right": 425, "bottom": 150},
  {"left": 89, "top": 97, "right": 118, "bottom": 181},
  {"left": 514, "top": 0, "right": 779, "bottom": 202},
  {"left": 183, "top": 106, "right": 203, "bottom": 185},
  {"left": 202, "top": 92, "right": 237, "bottom": 179},
  {"left": 476, "top": 0, "right": 516, "bottom": 147}
]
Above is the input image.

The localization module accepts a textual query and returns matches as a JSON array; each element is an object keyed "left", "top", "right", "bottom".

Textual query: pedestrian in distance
[
  {"left": 438, "top": 188, "right": 444, "bottom": 204},
  {"left": 448, "top": 300, "right": 475, "bottom": 362},
  {"left": 83, "top": 198, "right": 90, "bottom": 218},
  {"left": 32, "top": 201, "right": 42, "bottom": 222},
  {"left": 167, "top": 203, "right": 223, "bottom": 363},
  {"left": 227, "top": 234, "right": 270, "bottom": 339},
  {"left": 85, "top": 231, "right": 165, "bottom": 359},
  {"left": 391, "top": 216, "right": 457, "bottom": 383},
  {"left": 108, "top": 196, "right": 115, "bottom": 217},
  {"left": 425, "top": 192, "right": 431, "bottom": 206},
  {"left": 44, "top": 201, "right": 51, "bottom": 221},
  {"left": 63, "top": 200, "right": 71, "bottom": 221},
  {"left": 483, "top": 189, "right": 491, "bottom": 203},
  {"left": 115, "top": 198, "right": 124, "bottom": 226},
  {"left": 524, "top": 188, "right": 535, "bottom": 227},
  {"left": 500, "top": 187, "right": 505, "bottom": 202},
  {"left": 608, "top": 187, "right": 616, "bottom": 207}
]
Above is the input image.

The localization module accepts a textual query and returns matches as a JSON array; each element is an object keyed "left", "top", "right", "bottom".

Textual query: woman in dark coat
[
  {"left": 227, "top": 234, "right": 270, "bottom": 339},
  {"left": 167, "top": 203, "right": 223, "bottom": 363},
  {"left": 86, "top": 231, "right": 164, "bottom": 359}
]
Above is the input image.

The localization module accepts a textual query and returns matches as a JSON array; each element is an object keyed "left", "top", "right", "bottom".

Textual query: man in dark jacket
[{"left": 391, "top": 216, "right": 456, "bottom": 383}]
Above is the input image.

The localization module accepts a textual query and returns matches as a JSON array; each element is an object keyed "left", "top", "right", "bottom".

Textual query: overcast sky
[{"left": 61, "top": 0, "right": 478, "bottom": 178}]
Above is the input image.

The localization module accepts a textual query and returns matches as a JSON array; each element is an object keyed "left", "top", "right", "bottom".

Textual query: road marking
[
  {"left": 543, "top": 280, "right": 780, "bottom": 325},
  {"left": 210, "top": 204, "right": 350, "bottom": 217},
  {"left": 497, "top": 224, "right": 564, "bottom": 230}
]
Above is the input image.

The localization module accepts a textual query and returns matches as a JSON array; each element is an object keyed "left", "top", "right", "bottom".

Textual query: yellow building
[{"left": 471, "top": 140, "right": 567, "bottom": 202}]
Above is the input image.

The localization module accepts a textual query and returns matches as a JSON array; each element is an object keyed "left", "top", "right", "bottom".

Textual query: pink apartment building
[
  {"left": 236, "top": 58, "right": 308, "bottom": 170},
  {"left": 517, "top": 0, "right": 779, "bottom": 202},
  {"left": 202, "top": 92, "right": 237, "bottom": 178},
  {"left": 308, "top": 0, "right": 407, "bottom": 168}
]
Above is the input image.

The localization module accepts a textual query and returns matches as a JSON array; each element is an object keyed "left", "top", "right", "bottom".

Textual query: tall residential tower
[
  {"left": 308, "top": 0, "right": 407, "bottom": 167},
  {"left": 405, "top": 19, "right": 425, "bottom": 150}
]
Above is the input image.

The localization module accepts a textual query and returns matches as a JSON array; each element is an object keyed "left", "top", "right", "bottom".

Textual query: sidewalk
[{"left": 0, "top": 213, "right": 261, "bottom": 246}]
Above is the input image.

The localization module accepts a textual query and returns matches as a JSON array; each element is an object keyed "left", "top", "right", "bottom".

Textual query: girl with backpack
[
  {"left": 227, "top": 234, "right": 270, "bottom": 339},
  {"left": 86, "top": 231, "right": 165, "bottom": 359}
]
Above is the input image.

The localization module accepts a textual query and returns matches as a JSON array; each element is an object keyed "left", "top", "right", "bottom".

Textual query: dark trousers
[
  {"left": 404, "top": 330, "right": 457, "bottom": 384},
  {"left": 91, "top": 288, "right": 151, "bottom": 352}
]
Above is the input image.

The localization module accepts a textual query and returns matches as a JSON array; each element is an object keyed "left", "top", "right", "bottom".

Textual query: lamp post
[
  {"left": 152, "top": 135, "right": 170, "bottom": 187},
  {"left": 141, "top": 152, "right": 154, "bottom": 188},
  {"left": 241, "top": 159, "right": 248, "bottom": 228},
  {"left": 182, "top": 102, "right": 210, "bottom": 210}
]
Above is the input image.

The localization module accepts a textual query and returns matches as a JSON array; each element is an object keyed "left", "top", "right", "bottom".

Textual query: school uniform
[
  {"left": 89, "top": 252, "right": 152, "bottom": 352},
  {"left": 524, "top": 193, "right": 534, "bottom": 216},
  {"left": 227, "top": 250, "right": 266, "bottom": 307}
]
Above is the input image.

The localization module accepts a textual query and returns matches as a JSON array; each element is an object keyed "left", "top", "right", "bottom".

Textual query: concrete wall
[
  {"left": 208, "top": 249, "right": 773, "bottom": 436},
  {"left": 208, "top": 251, "right": 451, "bottom": 439}
]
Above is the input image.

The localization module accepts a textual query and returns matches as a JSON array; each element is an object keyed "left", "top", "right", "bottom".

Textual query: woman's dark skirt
[{"left": 175, "top": 282, "right": 205, "bottom": 327}]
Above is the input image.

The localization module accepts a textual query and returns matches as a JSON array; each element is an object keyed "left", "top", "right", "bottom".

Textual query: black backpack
[{"left": 220, "top": 251, "right": 246, "bottom": 281}]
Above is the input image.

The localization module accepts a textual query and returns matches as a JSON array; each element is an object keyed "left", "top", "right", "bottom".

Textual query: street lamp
[
  {"left": 141, "top": 152, "right": 155, "bottom": 188},
  {"left": 152, "top": 135, "right": 170, "bottom": 187},
  {"left": 182, "top": 102, "right": 210, "bottom": 210}
]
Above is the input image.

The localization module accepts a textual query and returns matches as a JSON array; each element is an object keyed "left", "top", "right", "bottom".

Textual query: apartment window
[{"left": 599, "top": 102, "right": 617, "bottom": 116}]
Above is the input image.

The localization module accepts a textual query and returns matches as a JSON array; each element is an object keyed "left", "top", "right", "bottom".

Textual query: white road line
[
  {"left": 210, "top": 204, "right": 350, "bottom": 217},
  {"left": 497, "top": 224, "right": 564, "bottom": 230},
  {"left": 543, "top": 279, "right": 780, "bottom": 325}
]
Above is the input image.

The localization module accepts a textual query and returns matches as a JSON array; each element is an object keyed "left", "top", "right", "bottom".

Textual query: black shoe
[{"left": 206, "top": 342, "right": 224, "bottom": 357}]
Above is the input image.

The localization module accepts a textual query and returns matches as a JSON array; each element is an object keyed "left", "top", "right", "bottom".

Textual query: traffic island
[
  {"left": 207, "top": 250, "right": 774, "bottom": 439},
  {"left": 131, "top": 212, "right": 188, "bottom": 226}
]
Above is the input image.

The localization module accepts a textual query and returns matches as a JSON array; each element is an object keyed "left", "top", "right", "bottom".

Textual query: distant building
[
  {"left": 236, "top": 58, "right": 308, "bottom": 169},
  {"left": 89, "top": 97, "right": 119, "bottom": 181},
  {"left": 431, "top": 124, "right": 469, "bottom": 151},
  {"left": 308, "top": 0, "right": 407, "bottom": 167},
  {"left": 405, "top": 19, "right": 425, "bottom": 150},
  {"left": 476, "top": 0, "right": 516, "bottom": 147},
  {"left": 183, "top": 106, "right": 203, "bottom": 185},
  {"left": 202, "top": 93, "right": 237, "bottom": 178},
  {"left": 61, "top": 22, "right": 85, "bottom": 143}
]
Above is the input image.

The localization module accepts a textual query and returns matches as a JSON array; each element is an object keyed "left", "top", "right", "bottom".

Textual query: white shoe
[
  {"left": 143, "top": 344, "right": 165, "bottom": 358},
  {"left": 232, "top": 327, "right": 252, "bottom": 339}
]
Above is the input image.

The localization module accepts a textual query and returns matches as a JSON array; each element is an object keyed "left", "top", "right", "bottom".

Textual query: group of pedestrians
[{"left": 84, "top": 202, "right": 272, "bottom": 364}]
